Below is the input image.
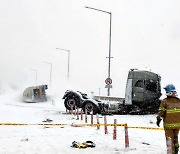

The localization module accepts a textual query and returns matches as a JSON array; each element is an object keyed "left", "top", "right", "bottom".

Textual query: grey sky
[{"left": 0, "top": 0, "right": 180, "bottom": 96}]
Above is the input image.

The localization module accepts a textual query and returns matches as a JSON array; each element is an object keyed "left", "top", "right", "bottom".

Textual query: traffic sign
[
  {"left": 105, "top": 78, "right": 112, "bottom": 85},
  {"left": 105, "top": 84, "right": 112, "bottom": 88}
]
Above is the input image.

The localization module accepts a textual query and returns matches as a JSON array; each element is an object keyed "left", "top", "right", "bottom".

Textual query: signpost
[{"left": 105, "top": 78, "right": 112, "bottom": 89}]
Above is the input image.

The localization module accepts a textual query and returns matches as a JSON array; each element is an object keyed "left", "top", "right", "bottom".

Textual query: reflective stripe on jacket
[{"left": 157, "top": 96, "right": 180, "bottom": 129}]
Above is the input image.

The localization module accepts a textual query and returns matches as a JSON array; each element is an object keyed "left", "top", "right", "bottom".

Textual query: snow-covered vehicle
[
  {"left": 23, "top": 85, "right": 48, "bottom": 103},
  {"left": 62, "top": 69, "right": 162, "bottom": 115}
]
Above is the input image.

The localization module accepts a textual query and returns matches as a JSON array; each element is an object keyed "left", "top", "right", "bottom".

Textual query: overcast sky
[{"left": 0, "top": 0, "right": 180, "bottom": 96}]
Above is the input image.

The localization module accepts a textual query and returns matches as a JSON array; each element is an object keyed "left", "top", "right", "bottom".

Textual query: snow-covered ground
[{"left": 0, "top": 90, "right": 168, "bottom": 154}]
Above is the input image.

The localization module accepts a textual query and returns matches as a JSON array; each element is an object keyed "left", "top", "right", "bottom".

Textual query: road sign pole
[{"left": 105, "top": 78, "right": 112, "bottom": 95}]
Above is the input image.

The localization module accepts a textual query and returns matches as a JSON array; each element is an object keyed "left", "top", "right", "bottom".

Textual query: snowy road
[{"left": 0, "top": 92, "right": 168, "bottom": 154}]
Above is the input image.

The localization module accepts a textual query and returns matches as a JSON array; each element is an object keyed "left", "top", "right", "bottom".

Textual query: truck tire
[
  {"left": 64, "top": 97, "right": 78, "bottom": 110},
  {"left": 118, "top": 105, "right": 128, "bottom": 115},
  {"left": 83, "top": 102, "right": 99, "bottom": 115}
]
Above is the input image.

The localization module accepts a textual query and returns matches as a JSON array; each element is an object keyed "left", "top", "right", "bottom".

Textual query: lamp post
[
  {"left": 56, "top": 48, "right": 70, "bottom": 79},
  {"left": 30, "top": 69, "right": 37, "bottom": 85},
  {"left": 85, "top": 6, "right": 113, "bottom": 96},
  {"left": 43, "top": 61, "right": 52, "bottom": 87}
]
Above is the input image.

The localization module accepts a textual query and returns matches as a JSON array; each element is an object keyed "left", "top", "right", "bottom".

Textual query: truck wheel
[
  {"left": 83, "top": 102, "right": 98, "bottom": 115},
  {"left": 118, "top": 105, "right": 128, "bottom": 115},
  {"left": 64, "top": 97, "right": 78, "bottom": 110}
]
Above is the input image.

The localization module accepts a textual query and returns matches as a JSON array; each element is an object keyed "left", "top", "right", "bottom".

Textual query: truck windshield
[{"left": 135, "top": 80, "right": 144, "bottom": 88}]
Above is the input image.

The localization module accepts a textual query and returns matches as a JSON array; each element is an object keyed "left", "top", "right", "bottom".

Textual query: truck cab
[{"left": 125, "top": 69, "right": 161, "bottom": 114}]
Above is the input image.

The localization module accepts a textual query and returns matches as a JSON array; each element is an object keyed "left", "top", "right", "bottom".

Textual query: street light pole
[
  {"left": 43, "top": 61, "right": 52, "bottom": 87},
  {"left": 85, "top": 6, "right": 113, "bottom": 96},
  {"left": 56, "top": 48, "right": 70, "bottom": 79},
  {"left": 30, "top": 69, "right": 37, "bottom": 85}
]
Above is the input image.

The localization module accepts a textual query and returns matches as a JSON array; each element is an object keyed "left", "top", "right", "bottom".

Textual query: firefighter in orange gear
[{"left": 157, "top": 84, "right": 180, "bottom": 154}]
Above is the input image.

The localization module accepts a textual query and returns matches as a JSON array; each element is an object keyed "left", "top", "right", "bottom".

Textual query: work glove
[{"left": 156, "top": 118, "right": 162, "bottom": 127}]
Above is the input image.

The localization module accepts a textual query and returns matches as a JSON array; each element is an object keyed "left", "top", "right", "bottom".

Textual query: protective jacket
[{"left": 157, "top": 96, "right": 180, "bottom": 129}]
